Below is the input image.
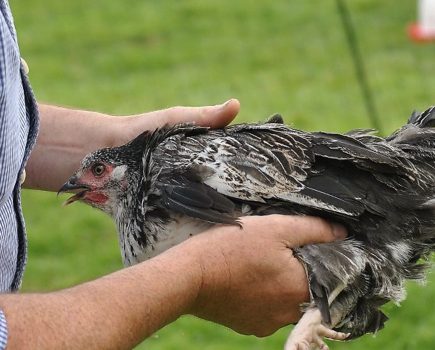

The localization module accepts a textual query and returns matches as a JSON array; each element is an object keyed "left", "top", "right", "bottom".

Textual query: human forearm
[
  {"left": 24, "top": 104, "right": 120, "bottom": 191},
  {"left": 24, "top": 100, "right": 239, "bottom": 191},
  {"left": 1, "top": 246, "right": 201, "bottom": 350},
  {"left": 0, "top": 215, "right": 344, "bottom": 348}
]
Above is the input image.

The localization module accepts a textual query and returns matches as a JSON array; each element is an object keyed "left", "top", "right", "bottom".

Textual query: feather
[
  {"left": 158, "top": 172, "right": 238, "bottom": 225},
  {"left": 65, "top": 106, "right": 435, "bottom": 345}
]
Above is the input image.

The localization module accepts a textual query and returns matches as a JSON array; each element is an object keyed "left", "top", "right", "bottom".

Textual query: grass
[{"left": 11, "top": 0, "right": 435, "bottom": 348}]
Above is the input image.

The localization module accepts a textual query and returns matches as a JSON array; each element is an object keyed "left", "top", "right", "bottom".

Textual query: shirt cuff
[{"left": 0, "top": 310, "right": 8, "bottom": 350}]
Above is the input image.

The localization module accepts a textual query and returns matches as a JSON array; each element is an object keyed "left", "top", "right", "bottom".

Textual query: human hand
[
  {"left": 183, "top": 215, "right": 346, "bottom": 337},
  {"left": 112, "top": 98, "right": 240, "bottom": 146},
  {"left": 27, "top": 99, "right": 238, "bottom": 192}
]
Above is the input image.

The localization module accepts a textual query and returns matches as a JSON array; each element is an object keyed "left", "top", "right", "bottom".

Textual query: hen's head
[{"left": 58, "top": 132, "right": 147, "bottom": 215}]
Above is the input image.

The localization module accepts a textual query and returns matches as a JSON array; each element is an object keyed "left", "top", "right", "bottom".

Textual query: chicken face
[{"left": 58, "top": 152, "right": 130, "bottom": 214}]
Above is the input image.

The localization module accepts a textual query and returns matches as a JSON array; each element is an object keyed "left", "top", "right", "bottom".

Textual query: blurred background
[{"left": 13, "top": 0, "right": 435, "bottom": 349}]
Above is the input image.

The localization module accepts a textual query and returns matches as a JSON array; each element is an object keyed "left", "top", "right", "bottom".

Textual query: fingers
[
  {"left": 276, "top": 215, "right": 347, "bottom": 247},
  {"left": 120, "top": 99, "right": 240, "bottom": 145},
  {"left": 163, "top": 98, "right": 240, "bottom": 128},
  {"left": 240, "top": 215, "right": 347, "bottom": 247}
]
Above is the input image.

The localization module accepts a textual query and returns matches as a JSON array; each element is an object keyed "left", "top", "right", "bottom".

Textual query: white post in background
[{"left": 409, "top": 0, "right": 435, "bottom": 42}]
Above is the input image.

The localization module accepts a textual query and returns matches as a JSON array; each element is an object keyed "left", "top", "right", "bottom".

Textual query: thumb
[
  {"left": 165, "top": 98, "right": 240, "bottom": 128},
  {"left": 201, "top": 98, "right": 240, "bottom": 128},
  {"left": 262, "top": 215, "right": 347, "bottom": 247}
]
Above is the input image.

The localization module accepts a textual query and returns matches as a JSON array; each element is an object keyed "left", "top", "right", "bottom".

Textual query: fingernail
[
  {"left": 331, "top": 223, "right": 347, "bottom": 239},
  {"left": 219, "top": 99, "right": 232, "bottom": 109}
]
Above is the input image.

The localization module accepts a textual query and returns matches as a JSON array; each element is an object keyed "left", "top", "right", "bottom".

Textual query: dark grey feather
[{"left": 71, "top": 106, "right": 435, "bottom": 341}]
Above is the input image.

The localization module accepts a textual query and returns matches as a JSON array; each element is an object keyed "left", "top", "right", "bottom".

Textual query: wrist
[
  {"left": 179, "top": 233, "right": 232, "bottom": 317},
  {"left": 147, "top": 240, "right": 206, "bottom": 318},
  {"left": 105, "top": 114, "right": 146, "bottom": 148}
]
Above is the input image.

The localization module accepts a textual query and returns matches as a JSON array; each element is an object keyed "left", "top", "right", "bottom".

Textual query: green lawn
[{"left": 12, "top": 0, "right": 435, "bottom": 349}]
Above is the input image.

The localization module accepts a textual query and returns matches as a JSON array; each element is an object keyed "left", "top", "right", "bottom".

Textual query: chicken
[{"left": 59, "top": 107, "right": 435, "bottom": 349}]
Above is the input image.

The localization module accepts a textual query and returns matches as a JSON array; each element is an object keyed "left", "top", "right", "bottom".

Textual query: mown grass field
[{"left": 12, "top": 0, "right": 435, "bottom": 349}]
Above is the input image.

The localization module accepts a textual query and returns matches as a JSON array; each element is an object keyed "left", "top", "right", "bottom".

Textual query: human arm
[
  {"left": 24, "top": 99, "right": 240, "bottom": 191},
  {"left": 0, "top": 215, "right": 345, "bottom": 349}
]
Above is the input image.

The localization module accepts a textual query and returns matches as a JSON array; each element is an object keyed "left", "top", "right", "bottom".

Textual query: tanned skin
[{"left": 0, "top": 99, "right": 346, "bottom": 349}]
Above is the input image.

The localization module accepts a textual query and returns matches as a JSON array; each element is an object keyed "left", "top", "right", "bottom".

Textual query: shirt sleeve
[{"left": 0, "top": 309, "right": 7, "bottom": 349}]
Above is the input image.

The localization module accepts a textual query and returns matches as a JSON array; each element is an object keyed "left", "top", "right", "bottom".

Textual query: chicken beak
[
  {"left": 57, "top": 176, "right": 88, "bottom": 194},
  {"left": 58, "top": 176, "right": 90, "bottom": 205}
]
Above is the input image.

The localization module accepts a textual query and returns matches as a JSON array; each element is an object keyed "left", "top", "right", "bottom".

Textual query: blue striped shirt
[
  {"left": 0, "top": 0, "right": 39, "bottom": 347},
  {"left": 0, "top": 311, "right": 6, "bottom": 348}
]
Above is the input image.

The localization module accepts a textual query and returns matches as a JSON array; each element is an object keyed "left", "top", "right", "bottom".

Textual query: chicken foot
[{"left": 284, "top": 284, "right": 350, "bottom": 350}]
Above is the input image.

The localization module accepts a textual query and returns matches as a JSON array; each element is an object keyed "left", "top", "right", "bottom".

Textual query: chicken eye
[{"left": 92, "top": 163, "right": 106, "bottom": 177}]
